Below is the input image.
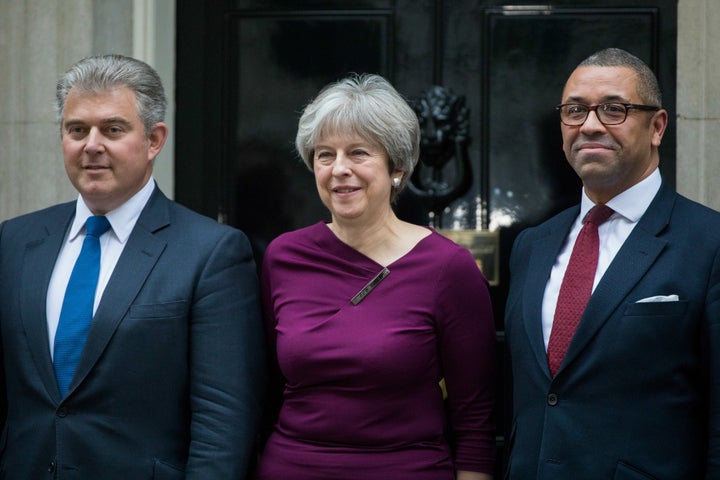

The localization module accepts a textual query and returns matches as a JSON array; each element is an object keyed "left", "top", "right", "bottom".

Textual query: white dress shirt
[
  {"left": 541, "top": 169, "right": 662, "bottom": 350},
  {"left": 46, "top": 179, "right": 156, "bottom": 359}
]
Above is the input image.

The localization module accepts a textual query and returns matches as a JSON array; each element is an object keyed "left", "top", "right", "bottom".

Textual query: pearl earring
[{"left": 392, "top": 177, "right": 401, "bottom": 188}]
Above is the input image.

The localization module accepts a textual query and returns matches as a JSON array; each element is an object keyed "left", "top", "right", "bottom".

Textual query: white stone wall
[
  {"left": 0, "top": 0, "right": 173, "bottom": 221},
  {"left": 677, "top": 0, "right": 720, "bottom": 211},
  {"left": 0, "top": 0, "right": 95, "bottom": 220}
]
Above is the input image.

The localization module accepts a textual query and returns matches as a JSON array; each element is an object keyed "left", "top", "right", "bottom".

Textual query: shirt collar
[
  {"left": 580, "top": 168, "right": 662, "bottom": 223},
  {"left": 69, "top": 178, "right": 156, "bottom": 243}
]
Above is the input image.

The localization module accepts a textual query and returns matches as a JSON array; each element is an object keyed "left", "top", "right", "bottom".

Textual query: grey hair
[
  {"left": 295, "top": 73, "right": 420, "bottom": 200},
  {"left": 577, "top": 48, "right": 662, "bottom": 107},
  {"left": 55, "top": 54, "right": 166, "bottom": 136}
]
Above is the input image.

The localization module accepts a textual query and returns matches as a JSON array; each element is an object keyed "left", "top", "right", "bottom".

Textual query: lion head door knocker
[
  {"left": 408, "top": 86, "right": 500, "bottom": 286},
  {"left": 408, "top": 86, "right": 472, "bottom": 228}
]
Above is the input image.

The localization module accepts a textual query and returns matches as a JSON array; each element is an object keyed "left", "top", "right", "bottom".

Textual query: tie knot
[
  {"left": 583, "top": 204, "right": 614, "bottom": 226},
  {"left": 85, "top": 215, "right": 110, "bottom": 238}
]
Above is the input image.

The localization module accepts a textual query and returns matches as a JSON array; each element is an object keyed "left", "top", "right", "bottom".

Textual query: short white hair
[{"left": 295, "top": 74, "right": 420, "bottom": 198}]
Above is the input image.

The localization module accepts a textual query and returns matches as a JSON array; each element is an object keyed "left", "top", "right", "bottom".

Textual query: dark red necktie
[{"left": 547, "top": 204, "right": 614, "bottom": 377}]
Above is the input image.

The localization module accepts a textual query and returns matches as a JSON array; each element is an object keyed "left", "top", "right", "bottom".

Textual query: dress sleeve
[{"left": 434, "top": 246, "right": 496, "bottom": 474}]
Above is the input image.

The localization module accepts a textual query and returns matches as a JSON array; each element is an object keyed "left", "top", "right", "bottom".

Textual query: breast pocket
[
  {"left": 614, "top": 461, "right": 657, "bottom": 480},
  {"left": 122, "top": 301, "right": 189, "bottom": 350},
  {"left": 130, "top": 301, "right": 188, "bottom": 320},
  {"left": 623, "top": 300, "right": 688, "bottom": 318},
  {"left": 619, "top": 300, "right": 692, "bottom": 361},
  {"left": 153, "top": 458, "right": 185, "bottom": 480}
]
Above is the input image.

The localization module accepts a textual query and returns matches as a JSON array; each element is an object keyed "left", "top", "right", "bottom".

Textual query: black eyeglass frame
[{"left": 555, "top": 102, "right": 661, "bottom": 126}]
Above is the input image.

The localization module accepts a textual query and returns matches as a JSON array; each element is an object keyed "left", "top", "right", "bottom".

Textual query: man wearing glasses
[{"left": 504, "top": 48, "right": 720, "bottom": 479}]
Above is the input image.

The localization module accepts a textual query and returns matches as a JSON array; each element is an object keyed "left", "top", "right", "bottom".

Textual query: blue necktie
[{"left": 54, "top": 215, "right": 111, "bottom": 396}]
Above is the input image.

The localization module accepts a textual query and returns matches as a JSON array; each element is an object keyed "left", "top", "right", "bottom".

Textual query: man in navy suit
[
  {"left": 505, "top": 48, "right": 720, "bottom": 479},
  {"left": 0, "top": 54, "right": 266, "bottom": 478}
]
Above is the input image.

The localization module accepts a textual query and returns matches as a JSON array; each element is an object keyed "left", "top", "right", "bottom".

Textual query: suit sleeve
[
  {"left": 502, "top": 227, "right": 530, "bottom": 468},
  {"left": 185, "top": 229, "right": 266, "bottom": 479},
  {"left": 256, "top": 242, "right": 286, "bottom": 448},
  {"left": 0, "top": 221, "right": 7, "bottom": 433},
  {"left": 705, "top": 244, "right": 720, "bottom": 477}
]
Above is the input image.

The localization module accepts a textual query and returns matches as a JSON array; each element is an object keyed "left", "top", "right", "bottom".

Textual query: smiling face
[
  {"left": 61, "top": 87, "right": 167, "bottom": 214},
  {"left": 313, "top": 132, "right": 400, "bottom": 225},
  {"left": 560, "top": 66, "right": 667, "bottom": 203}
]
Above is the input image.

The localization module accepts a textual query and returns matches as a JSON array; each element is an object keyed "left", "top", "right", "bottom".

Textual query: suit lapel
[
  {"left": 557, "top": 185, "right": 674, "bottom": 375},
  {"left": 20, "top": 204, "right": 75, "bottom": 403},
  {"left": 522, "top": 208, "right": 578, "bottom": 378},
  {"left": 67, "top": 189, "right": 170, "bottom": 396}
]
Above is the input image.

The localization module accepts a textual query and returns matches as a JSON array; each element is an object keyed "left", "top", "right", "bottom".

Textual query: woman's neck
[
  {"left": 331, "top": 205, "right": 395, "bottom": 239},
  {"left": 328, "top": 210, "right": 429, "bottom": 267}
]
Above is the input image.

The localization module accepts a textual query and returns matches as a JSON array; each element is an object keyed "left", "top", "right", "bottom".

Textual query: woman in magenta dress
[{"left": 256, "top": 74, "right": 496, "bottom": 480}]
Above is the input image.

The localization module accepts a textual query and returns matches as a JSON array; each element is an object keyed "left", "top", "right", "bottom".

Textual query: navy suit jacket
[
  {"left": 0, "top": 188, "right": 266, "bottom": 479},
  {"left": 505, "top": 183, "right": 720, "bottom": 479}
]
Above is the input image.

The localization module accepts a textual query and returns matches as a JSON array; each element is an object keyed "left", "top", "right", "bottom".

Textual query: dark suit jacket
[
  {"left": 0, "top": 188, "right": 266, "bottom": 479},
  {"left": 504, "top": 183, "right": 720, "bottom": 479}
]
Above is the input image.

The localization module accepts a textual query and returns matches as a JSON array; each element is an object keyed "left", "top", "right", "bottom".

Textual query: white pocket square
[{"left": 636, "top": 294, "right": 679, "bottom": 303}]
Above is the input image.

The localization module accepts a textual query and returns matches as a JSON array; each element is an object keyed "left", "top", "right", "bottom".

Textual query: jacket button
[
  {"left": 48, "top": 460, "right": 56, "bottom": 473},
  {"left": 547, "top": 393, "right": 559, "bottom": 406},
  {"left": 57, "top": 407, "right": 68, "bottom": 417}
]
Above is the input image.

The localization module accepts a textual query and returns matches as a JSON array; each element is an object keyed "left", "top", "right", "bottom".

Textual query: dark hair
[{"left": 577, "top": 48, "right": 662, "bottom": 107}]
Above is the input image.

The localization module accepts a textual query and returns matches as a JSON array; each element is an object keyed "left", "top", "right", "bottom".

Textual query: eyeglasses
[{"left": 555, "top": 103, "right": 660, "bottom": 126}]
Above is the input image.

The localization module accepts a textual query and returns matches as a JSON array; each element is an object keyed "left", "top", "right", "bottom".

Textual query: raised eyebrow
[
  {"left": 101, "top": 117, "right": 133, "bottom": 128},
  {"left": 62, "top": 119, "right": 86, "bottom": 129},
  {"left": 313, "top": 141, "right": 376, "bottom": 152},
  {"left": 346, "top": 142, "right": 378, "bottom": 151},
  {"left": 63, "top": 118, "right": 133, "bottom": 129},
  {"left": 563, "top": 95, "right": 629, "bottom": 104}
]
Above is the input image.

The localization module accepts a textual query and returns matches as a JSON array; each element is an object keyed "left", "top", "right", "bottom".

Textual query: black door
[{"left": 176, "top": 0, "right": 677, "bottom": 474}]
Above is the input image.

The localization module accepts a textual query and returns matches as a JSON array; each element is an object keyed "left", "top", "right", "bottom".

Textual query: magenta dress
[{"left": 256, "top": 222, "right": 496, "bottom": 479}]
